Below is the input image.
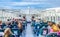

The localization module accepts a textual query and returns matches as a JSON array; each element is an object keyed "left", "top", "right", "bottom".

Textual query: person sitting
[
  {"left": 31, "top": 16, "right": 35, "bottom": 27},
  {"left": 4, "top": 28, "right": 13, "bottom": 37},
  {"left": 22, "top": 16, "right": 27, "bottom": 30},
  {"left": 31, "top": 16, "right": 35, "bottom": 21},
  {"left": 18, "top": 21, "right": 22, "bottom": 30},
  {"left": 34, "top": 19, "right": 41, "bottom": 36},
  {"left": 48, "top": 21, "right": 59, "bottom": 32},
  {"left": 17, "top": 21, "right": 23, "bottom": 36},
  {"left": 43, "top": 19, "right": 48, "bottom": 28}
]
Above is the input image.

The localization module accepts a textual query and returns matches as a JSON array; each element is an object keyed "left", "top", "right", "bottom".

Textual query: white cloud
[
  {"left": 0, "top": 0, "right": 12, "bottom": 2},
  {"left": 0, "top": 6, "right": 13, "bottom": 9},
  {"left": 7, "top": 2, "right": 51, "bottom": 6},
  {"left": 0, "top": 0, "right": 60, "bottom": 9}
]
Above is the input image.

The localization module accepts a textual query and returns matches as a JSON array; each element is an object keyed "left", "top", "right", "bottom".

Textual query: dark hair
[
  {"left": 7, "top": 19, "right": 10, "bottom": 21},
  {"left": 32, "top": 16, "right": 35, "bottom": 18},
  {"left": 38, "top": 19, "right": 41, "bottom": 20},
  {"left": 57, "top": 24, "right": 60, "bottom": 28},
  {"left": 48, "top": 21, "right": 55, "bottom": 23},
  {"left": 52, "top": 22, "right": 55, "bottom": 24},
  {"left": 47, "top": 21, "right": 51, "bottom": 23},
  {"left": 23, "top": 16, "right": 25, "bottom": 19}
]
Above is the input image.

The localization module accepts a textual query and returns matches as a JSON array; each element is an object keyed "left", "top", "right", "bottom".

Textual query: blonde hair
[{"left": 4, "top": 28, "right": 13, "bottom": 37}]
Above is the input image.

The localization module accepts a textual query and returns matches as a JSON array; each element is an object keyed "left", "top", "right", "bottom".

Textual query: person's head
[
  {"left": 57, "top": 22, "right": 60, "bottom": 29},
  {"left": 18, "top": 21, "right": 22, "bottom": 29},
  {"left": 6, "top": 21, "right": 11, "bottom": 26},
  {"left": 48, "top": 21, "right": 53, "bottom": 26},
  {"left": 38, "top": 19, "right": 41, "bottom": 22},
  {"left": 23, "top": 16, "right": 26, "bottom": 19},
  {"left": 12, "top": 18, "right": 15, "bottom": 20},
  {"left": 4, "top": 28, "right": 12, "bottom": 35},
  {"left": 15, "top": 19, "right": 18, "bottom": 24},
  {"left": 7, "top": 19, "right": 10, "bottom": 21},
  {"left": 57, "top": 24, "right": 60, "bottom": 29},
  {"left": 4, "top": 28, "right": 13, "bottom": 37},
  {"left": 15, "top": 19, "right": 18, "bottom": 22},
  {"left": 22, "top": 16, "right": 26, "bottom": 21},
  {"left": 36, "top": 19, "right": 40, "bottom": 23},
  {"left": 43, "top": 19, "right": 47, "bottom": 23},
  {"left": 32, "top": 16, "right": 35, "bottom": 20}
]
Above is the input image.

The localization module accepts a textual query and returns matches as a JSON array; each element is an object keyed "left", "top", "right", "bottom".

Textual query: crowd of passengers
[
  {"left": 0, "top": 16, "right": 27, "bottom": 37},
  {"left": 31, "top": 16, "right": 60, "bottom": 37}
]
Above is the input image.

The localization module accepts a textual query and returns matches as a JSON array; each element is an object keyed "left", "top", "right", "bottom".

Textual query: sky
[{"left": 0, "top": 0, "right": 60, "bottom": 9}]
